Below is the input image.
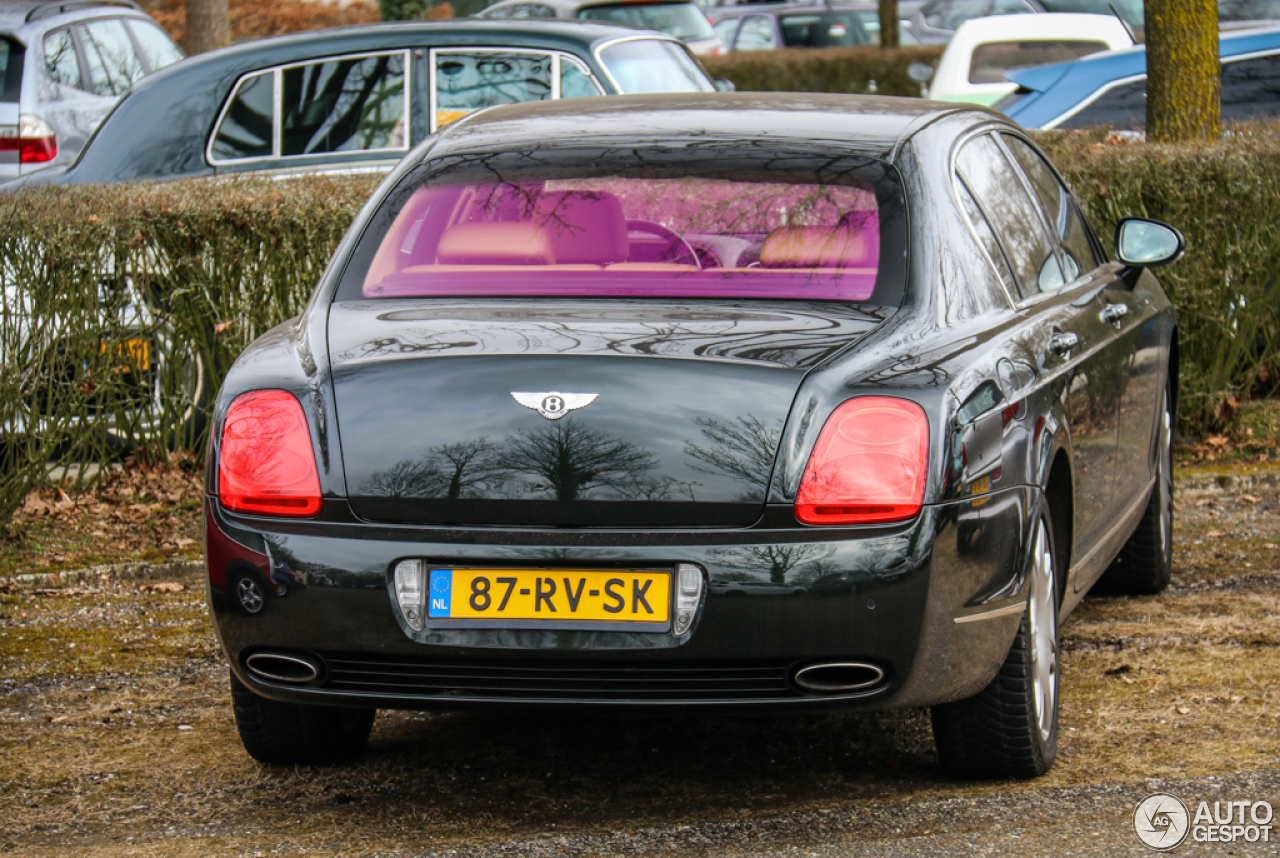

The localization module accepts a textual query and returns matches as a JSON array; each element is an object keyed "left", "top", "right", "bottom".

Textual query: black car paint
[{"left": 205, "top": 93, "right": 1173, "bottom": 713}]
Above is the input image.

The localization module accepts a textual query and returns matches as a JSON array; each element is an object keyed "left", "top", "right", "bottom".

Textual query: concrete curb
[
  {"left": 1175, "top": 468, "right": 1280, "bottom": 497},
  {"left": 0, "top": 559, "right": 202, "bottom": 591}
]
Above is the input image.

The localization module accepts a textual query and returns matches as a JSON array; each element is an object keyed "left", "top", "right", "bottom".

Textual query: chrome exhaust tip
[
  {"left": 792, "top": 661, "right": 886, "bottom": 694},
  {"left": 245, "top": 652, "right": 324, "bottom": 684}
]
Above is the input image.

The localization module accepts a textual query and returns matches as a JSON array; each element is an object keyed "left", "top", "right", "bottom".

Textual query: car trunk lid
[{"left": 328, "top": 299, "right": 890, "bottom": 527}]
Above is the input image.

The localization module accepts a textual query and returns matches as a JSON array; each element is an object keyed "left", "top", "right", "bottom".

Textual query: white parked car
[{"left": 920, "top": 13, "right": 1132, "bottom": 106}]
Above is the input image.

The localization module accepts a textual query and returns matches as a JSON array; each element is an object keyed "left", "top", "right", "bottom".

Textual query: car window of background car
[
  {"left": 434, "top": 50, "right": 551, "bottom": 130},
  {"left": 81, "top": 19, "right": 146, "bottom": 96},
  {"left": 956, "top": 132, "right": 1064, "bottom": 299},
  {"left": 713, "top": 18, "right": 740, "bottom": 46},
  {"left": 1000, "top": 133, "right": 1101, "bottom": 277},
  {"left": 987, "top": 0, "right": 1034, "bottom": 14},
  {"left": 968, "top": 39, "right": 1109, "bottom": 84},
  {"left": 579, "top": 3, "right": 717, "bottom": 43},
  {"left": 1061, "top": 52, "right": 1280, "bottom": 130},
  {"left": 597, "top": 39, "right": 715, "bottom": 93},
  {"left": 281, "top": 53, "right": 407, "bottom": 155},
  {"left": 1041, "top": 0, "right": 1143, "bottom": 25},
  {"left": 955, "top": 177, "right": 1018, "bottom": 304},
  {"left": 211, "top": 71, "right": 274, "bottom": 160},
  {"left": 736, "top": 16, "right": 778, "bottom": 50},
  {"left": 925, "top": 0, "right": 992, "bottom": 30},
  {"left": 779, "top": 13, "right": 869, "bottom": 48},
  {"left": 560, "top": 57, "right": 604, "bottom": 98},
  {"left": 43, "top": 28, "right": 82, "bottom": 90},
  {"left": 1219, "top": 0, "right": 1280, "bottom": 20},
  {"left": 1058, "top": 77, "right": 1143, "bottom": 128},
  {"left": 126, "top": 19, "right": 184, "bottom": 72},
  {"left": 1221, "top": 52, "right": 1280, "bottom": 120}
]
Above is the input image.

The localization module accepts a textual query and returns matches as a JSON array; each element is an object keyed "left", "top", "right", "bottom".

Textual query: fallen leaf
[
  {"left": 1238, "top": 495, "right": 1261, "bottom": 504},
  {"left": 1206, "top": 530, "right": 1224, "bottom": 538},
  {"left": 1105, "top": 664, "right": 1132, "bottom": 676},
  {"left": 1177, "top": 706, "right": 1190, "bottom": 715}
]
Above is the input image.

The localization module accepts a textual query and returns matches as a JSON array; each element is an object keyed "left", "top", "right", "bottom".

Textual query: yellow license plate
[
  {"left": 427, "top": 568, "right": 670, "bottom": 626},
  {"left": 101, "top": 338, "right": 151, "bottom": 371}
]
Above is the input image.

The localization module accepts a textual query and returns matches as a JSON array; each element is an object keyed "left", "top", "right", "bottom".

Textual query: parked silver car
[{"left": 0, "top": 0, "right": 183, "bottom": 180}]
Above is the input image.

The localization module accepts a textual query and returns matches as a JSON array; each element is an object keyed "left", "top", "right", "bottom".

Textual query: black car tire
[
  {"left": 230, "top": 568, "right": 268, "bottom": 616},
  {"left": 931, "top": 502, "right": 1060, "bottom": 779},
  {"left": 1098, "top": 387, "right": 1174, "bottom": 595},
  {"left": 231, "top": 672, "right": 376, "bottom": 765}
]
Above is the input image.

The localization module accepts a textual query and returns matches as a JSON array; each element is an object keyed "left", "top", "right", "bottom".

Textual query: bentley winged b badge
[{"left": 511, "top": 391, "right": 599, "bottom": 420}]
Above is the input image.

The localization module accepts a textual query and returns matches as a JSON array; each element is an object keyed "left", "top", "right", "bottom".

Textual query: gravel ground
[{"left": 1, "top": 472, "right": 1278, "bottom": 857}]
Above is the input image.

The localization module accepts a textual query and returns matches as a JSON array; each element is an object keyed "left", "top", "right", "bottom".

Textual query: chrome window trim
[
  {"left": 947, "top": 124, "right": 1022, "bottom": 311},
  {"left": 206, "top": 49, "right": 411, "bottom": 168},
  {"left": 427, "top": 46, "right": 560, "bottom": 134},
  {"left": 592, "top": 34, "right": 712, "bottom": 94}
]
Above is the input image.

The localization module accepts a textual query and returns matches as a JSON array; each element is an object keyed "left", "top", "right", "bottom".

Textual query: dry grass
[{"left": 1, "top": 487, "right": 1278, "bottom": 855}]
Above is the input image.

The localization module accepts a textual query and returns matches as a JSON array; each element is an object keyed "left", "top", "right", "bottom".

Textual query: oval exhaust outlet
[
  {"left": 792, "top": 661, "right": 885, "bottom": 694},
  {"left": 246, "top": 652, "right": 324, "bottom": 684}
]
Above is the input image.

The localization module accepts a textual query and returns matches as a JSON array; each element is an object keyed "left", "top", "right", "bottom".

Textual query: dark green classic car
[{"left": 2, "top": 19, "right": 715, "bottom": 185}]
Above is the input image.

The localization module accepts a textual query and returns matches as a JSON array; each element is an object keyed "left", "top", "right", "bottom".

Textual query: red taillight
[
  {"left": 0, "top": 115, "right": 58, "bottom": 164},
  {"left": 795, "top": 397, "right": 928, "bottom": 525},
  {"left": 217, "top": 390, "right": 322, "bottom": 517}
]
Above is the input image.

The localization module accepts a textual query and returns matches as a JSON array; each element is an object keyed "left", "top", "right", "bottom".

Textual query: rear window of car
[
  {"left": 1, "top": 39, "right": 21, "bottom": 103},
  {"left": 597, "top": 39, "right": 714, "bottom": 93},
  {"left": 779, "top": 13, "right": 870, "bottom": 48},
  {"left": 579, "top": 2, "right": 717, "bottom": 42},
  {"left": 338, "top": 150, "right": 906, "bottom": 306},
  {"left": 969, "top": 40, "right": 1110, "bottom": 84}
]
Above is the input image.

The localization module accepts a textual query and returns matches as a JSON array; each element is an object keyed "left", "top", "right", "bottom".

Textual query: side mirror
[
  {"left": 713, "top": 78, "right": 736, "bottom": 92},
  {"left": 1114, "top": 217, "right": 1185, "bottom": 268},
  {"left": 907, "top": 62, "right": 935, "bottom": 83}
]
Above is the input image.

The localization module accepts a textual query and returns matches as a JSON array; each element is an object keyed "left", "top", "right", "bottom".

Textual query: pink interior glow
[{"left": 363, "top": 178, "right": 882, "bottom": 301}]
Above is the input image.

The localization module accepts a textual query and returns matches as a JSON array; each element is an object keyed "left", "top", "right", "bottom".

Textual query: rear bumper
[{"left": 206, "top": 487, "right": 1035, "bottom": 712}]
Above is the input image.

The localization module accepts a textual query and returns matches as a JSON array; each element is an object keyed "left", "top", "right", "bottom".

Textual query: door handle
[
  {"left": 1100, "top": 303, "right": 1130, "bottom": 326},
  {"left": 1049, "top": 331, "right": 1079, "bottom": 357}
]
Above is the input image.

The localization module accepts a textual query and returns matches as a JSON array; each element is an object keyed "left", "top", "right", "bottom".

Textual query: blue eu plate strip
[{"left": 428, "top": 568, "right": 452, "bottom": 618}]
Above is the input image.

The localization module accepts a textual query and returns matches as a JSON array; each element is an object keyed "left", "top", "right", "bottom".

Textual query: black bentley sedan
[{"left": 208, "top": 93, "right": 1182, "bottom": 779}]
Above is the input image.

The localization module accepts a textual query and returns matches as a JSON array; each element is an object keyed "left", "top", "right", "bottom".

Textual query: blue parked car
[{"left": 997, "top": 25, "right": 1280, "bottom": 129}]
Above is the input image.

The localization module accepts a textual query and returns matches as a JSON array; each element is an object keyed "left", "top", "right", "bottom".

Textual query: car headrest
[
  {"left": 533, "top": 190, "right": 628, "bottom": 265},
  {"left": 759, "top": 213, "right": 879, "bottom": 269},
  {"left": 437, "top": 222, "right": 556, "bottom": 265}
]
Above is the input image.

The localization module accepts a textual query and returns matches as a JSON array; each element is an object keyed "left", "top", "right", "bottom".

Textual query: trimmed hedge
[
  {"left": 703, "top": 46, "right": 943, "bottom": 97},
  {"left": 1, "top": 128, "right": 1277, "bottom": 529}
]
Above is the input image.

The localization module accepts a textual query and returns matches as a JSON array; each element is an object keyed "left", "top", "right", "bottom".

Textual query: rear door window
[
  {"left": 81, "top": 18, "right": 146, "bottom": 96},
  {"left": 1000, "top": 133, "right": 1101, "bottom": 279},
  {"left": 210, "top": 52, "right": 409, "bottom": 164},
  {"left": 969, "top": 40, "right": 1110, "bottom": 84},
  {"left": 126, "top": 19, "right": 184, "bottom": 73},
  {"left": 956, "top": 132, "right": 1064, "bottom": 300},
  {"left": 281, "top": 52, "right": 407, "bottom": 155}
]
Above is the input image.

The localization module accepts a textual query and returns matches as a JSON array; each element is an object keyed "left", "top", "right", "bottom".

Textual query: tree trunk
[
  {"left": 1145, "top": 0, "right": 1219, "bottom": 141},
  {"left": 879, "top": 0, "right": 899, "bottom": 49},
  {"left": 182, "top": 0, "right": 231, "bottom": 56}
]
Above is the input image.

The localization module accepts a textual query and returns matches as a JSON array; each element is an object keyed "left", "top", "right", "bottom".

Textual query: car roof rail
[{"left": 25, "top": 0, "right": 142, "bottom": 23}]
